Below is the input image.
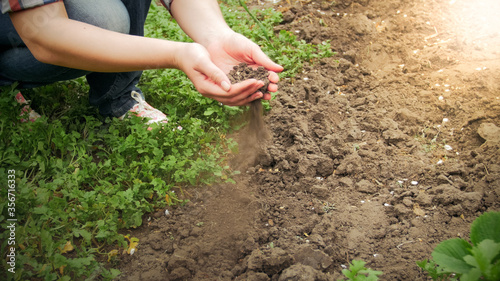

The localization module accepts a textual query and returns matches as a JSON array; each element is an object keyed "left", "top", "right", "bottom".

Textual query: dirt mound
[{"left": 116, "top": 0, "right": 500, "bottom": 280}]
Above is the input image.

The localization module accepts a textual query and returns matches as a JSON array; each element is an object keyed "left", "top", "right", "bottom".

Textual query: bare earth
[{"left": 116, "top": 0, "right": 500, "bottom": 280}]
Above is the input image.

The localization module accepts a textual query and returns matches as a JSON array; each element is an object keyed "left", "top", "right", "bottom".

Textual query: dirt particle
[{"left": 229, "top": 62, "right": 270, "bottom": 143}]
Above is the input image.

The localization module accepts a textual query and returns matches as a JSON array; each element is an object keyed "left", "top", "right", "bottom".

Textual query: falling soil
[
  {"left": 116, "top": 0, "right": 500, "bottom": 280},
  {"left": 229, "top": 62, "right": 271, "bottom": 143}
]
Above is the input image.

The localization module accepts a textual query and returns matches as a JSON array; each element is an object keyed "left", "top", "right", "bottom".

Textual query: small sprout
[{"left": 196, "top": 222, "right": 204, "bottom": 227}]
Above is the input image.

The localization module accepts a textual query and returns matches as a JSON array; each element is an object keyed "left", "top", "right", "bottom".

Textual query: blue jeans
[{"left": 0, "top": 0, "right": 152, "bottom": 117}]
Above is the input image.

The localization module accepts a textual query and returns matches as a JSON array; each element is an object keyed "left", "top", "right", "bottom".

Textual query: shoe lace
[{"left": 131, "top": 91, "right": 145, "bottom": 112}]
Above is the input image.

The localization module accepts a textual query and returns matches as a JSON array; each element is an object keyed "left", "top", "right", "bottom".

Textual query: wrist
[{"left": 198, "top": 28, "right": 236, "bottom": 47}]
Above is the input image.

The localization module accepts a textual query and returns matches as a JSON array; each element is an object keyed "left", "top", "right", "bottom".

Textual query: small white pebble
[
  {"left": 439, "top": 96, "right": 444, "bottom": 101},
  {"left": 444, "top": 144, "right": 453, "bottom": 151},
  {"left": 384, "top": 203, "right": 391, "bottom": 207},
  {"left": 411, "top": 181, "right": 419, "bottom": 186},
  {"left": 165, "top": 209, "right": 170, "bottom": 216},
  {"left": 130, "top": 248, "right": 136, "bottom": 255},
  {"left": 361, "top": 200, "right": 365, "bottom": 204},
  {"left": 341, "top": 264, "right": 348, "bottom": 269},
  {"left": 373, "top": 254, "right": 380, "bottom": 257},
  {"left": 442, "top": 118, "right": 449, "bottom": 123},
  {"left": 437, "top": 159, "right": 444, "bottom": 165}
]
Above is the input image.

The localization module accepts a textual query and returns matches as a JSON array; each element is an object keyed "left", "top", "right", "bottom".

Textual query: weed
[{"left": 338, "top": 259, "right": 383, "bottom": 281}]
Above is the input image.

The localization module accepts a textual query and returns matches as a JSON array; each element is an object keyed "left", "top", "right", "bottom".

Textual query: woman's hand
[
  {"left": 205, "top": 31, "right": 284, "bottom": 101},
  {"left": 176, "top": 42, "right": 268, "bottom": 106}
]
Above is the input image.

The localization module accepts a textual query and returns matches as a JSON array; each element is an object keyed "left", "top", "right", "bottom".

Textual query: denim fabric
[{"left": 0, "top": 0, "right": 153, "bottom": 117}]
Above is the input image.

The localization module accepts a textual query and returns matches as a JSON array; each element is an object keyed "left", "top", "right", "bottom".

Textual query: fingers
[
  {"left": 194, "top": 58, "right": 232, "bottom": 92},
  {"left": 202, "top": 79, "right": 265, "bottom": 106},
  {"left": 251, "top": 47, "right": 284, "bottom": 73},
  {"left": 268, "top": 71, "right": 280, "bottom": 83}
]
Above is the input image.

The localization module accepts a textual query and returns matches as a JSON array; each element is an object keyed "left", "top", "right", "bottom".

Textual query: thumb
[{"left": 198, "top": 60, "right": 231, "bottom": 92}]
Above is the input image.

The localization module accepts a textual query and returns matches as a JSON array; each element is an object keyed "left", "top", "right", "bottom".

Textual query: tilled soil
[{"left": 116, "top": 0, "right": 500, "bottom": 280}]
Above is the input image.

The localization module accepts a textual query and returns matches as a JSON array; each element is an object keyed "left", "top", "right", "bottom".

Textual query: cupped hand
[
  {"left": 204, "top": 31, "right": 284, "bottom": 101},
  {"left": 176, "top": 42, "right": 269, "bottom": 106}
]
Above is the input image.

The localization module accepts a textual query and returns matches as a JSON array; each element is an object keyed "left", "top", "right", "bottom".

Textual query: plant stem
[{"left": 239, "top": 0, "right": 277, "bottom": 51}]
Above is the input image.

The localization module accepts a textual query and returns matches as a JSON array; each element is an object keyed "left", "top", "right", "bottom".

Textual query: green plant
[
  {"left": 418, "top": 211, "right": 500, "bottom": 281},
  {"left": 0, "top": 2, "right": 336, "bottom": 280},
  {"left": 239, "top": 0, "right": 276, "bottom": 50},
  {"left": 338, "top": 260, "right": 383, "bottom": 281}
]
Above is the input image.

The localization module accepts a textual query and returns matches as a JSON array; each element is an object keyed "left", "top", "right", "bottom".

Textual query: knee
[{"left": 64, "top": 0, "right": 130, "bottom": 34}]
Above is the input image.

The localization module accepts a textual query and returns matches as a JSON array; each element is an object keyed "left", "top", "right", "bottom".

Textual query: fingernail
[{"left": 221, "top": 81, "right": 230, "bottom": 91}]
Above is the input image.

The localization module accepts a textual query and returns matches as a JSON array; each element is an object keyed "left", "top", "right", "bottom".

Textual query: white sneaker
[{"left": 120, "top": 91, "right": 168, "bottom": 126}]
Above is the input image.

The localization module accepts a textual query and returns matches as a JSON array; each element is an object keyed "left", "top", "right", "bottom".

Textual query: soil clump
[{"left": 229, "top": 62, "right": 271, "bottom": 143}]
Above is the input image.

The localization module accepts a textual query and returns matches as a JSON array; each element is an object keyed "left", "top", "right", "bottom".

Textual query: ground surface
[{"left": 116, "top": 0, "right": 500, "bottom": 280}]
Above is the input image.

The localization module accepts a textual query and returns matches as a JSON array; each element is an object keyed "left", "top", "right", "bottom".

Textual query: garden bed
[{"left": 116, "top": 0, "right": 500, "bottom": 280}]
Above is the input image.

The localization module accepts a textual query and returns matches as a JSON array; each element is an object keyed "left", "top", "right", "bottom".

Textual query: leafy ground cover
[{"left": 0, "top": 1, "right": 333, "bottom": 280}]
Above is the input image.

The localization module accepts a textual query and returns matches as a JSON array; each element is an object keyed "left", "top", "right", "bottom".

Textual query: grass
[{"left": 0, "top": 2, "right": 334, "bottom": 280}]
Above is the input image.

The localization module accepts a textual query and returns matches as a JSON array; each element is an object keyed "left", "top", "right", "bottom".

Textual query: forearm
[
  {"left": 10, "top": 2, "right": 185, "bottom": 72},
  {"left": 170, "top": 0, "right": 234, "bottom": 46}
]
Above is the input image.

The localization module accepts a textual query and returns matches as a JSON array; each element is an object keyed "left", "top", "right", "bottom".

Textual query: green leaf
[
  {"left": 203, "top": 108, "right": 216, "bottom": 116},
  {"left": 432, "top": 238, "right": 474, "bottom": 274},
  {"left": 350, "top": 260, "right": 367, "bottom": 273},
  {"left": 469, "top": 239, "right": 500, "bottom": 280},
  {"left": 73, "top": 229, "right": 92, "bottom": 243},
  {"left": 470, "top": 212, "right": 500, "bottom": 245},
  {"left": 460, "top": 268, "right": 482, "bottom": 281}
]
